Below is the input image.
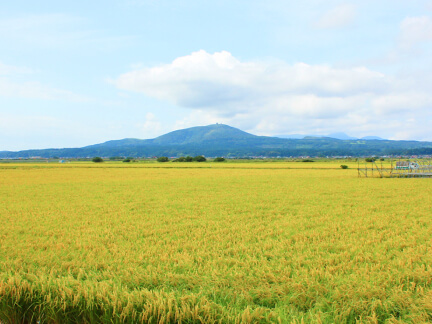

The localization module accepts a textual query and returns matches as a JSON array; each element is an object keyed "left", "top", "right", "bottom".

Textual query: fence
[{"left": 358, "top": 159, "right": 432, "bottom": 178}]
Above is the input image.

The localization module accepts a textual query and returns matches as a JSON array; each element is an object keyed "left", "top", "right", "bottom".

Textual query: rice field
[{"left": 1, "top": 161, "right": 432, "bottom": 323}]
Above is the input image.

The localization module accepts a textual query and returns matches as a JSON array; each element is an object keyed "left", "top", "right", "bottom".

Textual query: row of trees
[
  {"left": 92, "top": 157, "right": 135, "bottom": 163},
  {"left": 173, "top": 156, "right": 205, "bottom": 162},
  {"left": 92, "top": 156, "right": 226, "bottom": 163},
  {"left": 92, "top": 156, "right": 379, "bottom": 163},
  {"left": 157, "top": 156, "right": 226, "bottom": 162}
]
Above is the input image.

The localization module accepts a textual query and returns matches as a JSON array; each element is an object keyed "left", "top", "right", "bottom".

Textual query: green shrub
[
  {"left": 193, "top": 156, "right": 207, "bottom": 162},
  {"left": 213, "top": 157, "right": 226, "bottom": 162},
  {"left": 173, "top": 157, "right": 186, "bottom": 162},
  {"left": 302, "top": 159, "right": 314, "bottom": 162},
  {"left": 172, "top": 156, "right": 198, "bottom": 162},
  {"left": 92, "top": 157, "right": 103, "bottom": 163},
  {"left": 340, "top": 165, "right": 348, "bottom": 169},
  {"left": 123, "top": 159, "right": 131, "bottom": 163},
  {"left": 156, "top": 157, "right": 169, "bottom": 162}
]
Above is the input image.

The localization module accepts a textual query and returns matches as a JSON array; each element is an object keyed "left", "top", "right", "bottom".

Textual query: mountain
[
  {"left": 151, "top": 124, "right": 257, "bottom": 145},
  {"left": 275, "top": 133, "right": 386, "bottom": 141},
  {"left": 361, "top": 136, "right": 385, "bottom": 140},
  {"left": 327, "top": 132, "right": 358, "bottom": 140},
  {"left": 274, "top": 134, "right": 307, "bottom": 139},
  {"left": 83, "top": 124, "right": 257, "bottom": 149},
  {"left": 85, "top": 138, "right": 150, "bottom": 148},
  {"left": 0, "top": 124, "right": 431, "bottom": 158}
]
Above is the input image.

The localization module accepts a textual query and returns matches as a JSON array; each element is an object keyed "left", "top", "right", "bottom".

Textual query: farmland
[{"left": 1, "top": 161, "right": 432, "bottom": 323}]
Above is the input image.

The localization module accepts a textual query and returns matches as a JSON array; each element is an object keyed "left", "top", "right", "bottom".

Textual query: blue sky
[{"left": 1, "top": 0, "right": 432, "bottom": 150}]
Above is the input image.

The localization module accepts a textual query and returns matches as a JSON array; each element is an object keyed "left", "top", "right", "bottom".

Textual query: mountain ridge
[
  {"left": 275, "top": 133, "right": 386, "bottom": 141},
  {"left": 0, "top": 124, "right": 431, "bottom": 158},
  {"left": 151, "top": 124, "right": 258, "bottom": 145}
]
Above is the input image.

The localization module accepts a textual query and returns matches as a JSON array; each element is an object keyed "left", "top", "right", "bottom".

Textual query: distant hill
[
  {"left": 361, "top": 136, "right": 384, "bottom": 140},
  {"left": 327, "top": 133, "right": 358, "bottom": 140},
  {"left": 276, "top": 133, "right": 386, "bottom": 141},
  {"left": 0, "top": 124, "right": 431, "bottom": 158},
  {"left": 275, "top": 134, "right": 306, "bottom": 139},
  {"left": 151, "top": 124, "right": 257, "bottom": 145}
]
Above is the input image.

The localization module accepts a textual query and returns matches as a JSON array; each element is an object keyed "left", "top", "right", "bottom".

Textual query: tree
[
  {"left": 193, "top": 155, "right": 207, "bottom": 162},
  {"left": 173, "top": 157, "right": 186, "bottom": 162},
  {"left": 157, "top": 156, "right": 169, "bottom": 162},
  {"left": 92, "top": 157, "right": 103, "bottom": 163},
  {"left": 213, "top": 157, "right": 226, "bottom": 162},
  {"left": 123, "top": 159, "right": 131, "bottom": 162},
  {"left": 340, "top": 165, "right": 348, "bottom": 169}
]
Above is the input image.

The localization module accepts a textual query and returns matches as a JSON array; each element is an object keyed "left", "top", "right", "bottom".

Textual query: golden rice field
[{"left": 1, "top": 161, "right": 432, "bottom": 323}]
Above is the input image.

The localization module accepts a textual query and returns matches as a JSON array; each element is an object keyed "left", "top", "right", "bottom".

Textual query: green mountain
[
  {"left": 1, "top": 124, "right": 432, "bottom": 158},
  {"left": 151, "top": 124, "right": 257, "bottom": 145}
]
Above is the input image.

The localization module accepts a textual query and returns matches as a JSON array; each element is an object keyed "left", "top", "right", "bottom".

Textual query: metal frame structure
[{"left": 358, "top": 158, "right": 432, "bottom": 178}]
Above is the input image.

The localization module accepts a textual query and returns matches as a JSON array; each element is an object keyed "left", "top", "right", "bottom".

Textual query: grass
[{"left": 0, "top": 162, "right": 431, "bottom": 323}]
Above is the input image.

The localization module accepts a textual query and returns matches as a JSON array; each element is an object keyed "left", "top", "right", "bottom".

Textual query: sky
[{"left": 1, "top": 0, "right": 432, "bottom": 150}]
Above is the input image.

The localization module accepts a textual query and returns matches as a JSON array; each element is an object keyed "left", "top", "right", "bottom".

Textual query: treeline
[{"left": 157, "top": 156, "right": 226, "bottom": 162}]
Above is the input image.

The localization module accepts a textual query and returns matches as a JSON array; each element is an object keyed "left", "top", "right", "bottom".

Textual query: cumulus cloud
[
  {"left": 115, "top": 50, "right": 432, "bottom": 140},
  {"left": 116, "top": 50, "right": 388, "bottom": 112},
  {"left": 315, "top": 4, "right": 357, "bottom": 29},
  {"left": 399, "top": 16, "right": 432, "bottom": 49}
]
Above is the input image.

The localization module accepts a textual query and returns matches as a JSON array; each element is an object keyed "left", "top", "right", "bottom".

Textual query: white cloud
[
  {"left": 115, "top": 50, "right": 432, "bottom": 140},
  {"left": 399, "top": 16, "right": 432, "bottom": 49},
  {"left": 0, "top": 14, "right": 82, "bottom": 47},
  {"left": 0, "top": 61, "right": 90, "bottom": 102},
  {"left": 173, "top": 110, "right": 228, "bottom": 131},
  {"left": 0, "top": 14, "right": 134, "bottom": 50},
  {"left": 0, "top": 62, "right": 33, "bottom": 75},
  {"left": 140, "top": 112, "right": 163, "bottom": 137},
  {"left": 0, "top": 115, "right": 58, "bottom": 130},
  {"left": 315, "top": 4, "right": 357, "bottom": 29},
  {"left": 371, "top": 92, "right": 432, "bottom": 114},
  {"left": 116, "top": 50, "right": 388, "bottom": 111},
  {"left": 0, "top": 77, "right": 90, "bottom": 102}
]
